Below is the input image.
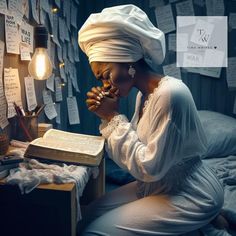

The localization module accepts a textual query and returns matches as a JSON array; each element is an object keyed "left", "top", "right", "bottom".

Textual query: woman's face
[{"left": 90, "top": 62, "right": 134, "bottom": 97}]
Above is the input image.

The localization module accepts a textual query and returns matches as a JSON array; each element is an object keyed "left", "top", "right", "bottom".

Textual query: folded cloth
[{"left": 6, "top": 159, "right": 99, "bottom": 221}]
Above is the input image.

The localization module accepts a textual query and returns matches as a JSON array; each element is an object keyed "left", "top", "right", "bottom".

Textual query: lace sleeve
[{"left": 99, "top": 114, "right": 129, "bottom": 139}]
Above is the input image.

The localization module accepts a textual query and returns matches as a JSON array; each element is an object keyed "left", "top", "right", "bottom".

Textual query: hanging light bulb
[{"left": 28, "top": 25, "right": 52, "bottom": 80}]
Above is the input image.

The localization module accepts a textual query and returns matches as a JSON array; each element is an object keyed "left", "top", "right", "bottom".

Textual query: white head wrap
[{"left": 78, "top": 4, "right": 166, "bottom": 70}]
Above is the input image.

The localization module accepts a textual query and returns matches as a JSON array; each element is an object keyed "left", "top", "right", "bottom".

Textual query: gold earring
[{"left": 128, "top": 65, "right": 136, "bottom": 78}]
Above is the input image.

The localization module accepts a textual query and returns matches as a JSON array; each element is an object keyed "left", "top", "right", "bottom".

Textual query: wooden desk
[{"left": 0, "top": 159, "right": 105, "bottom": 236}]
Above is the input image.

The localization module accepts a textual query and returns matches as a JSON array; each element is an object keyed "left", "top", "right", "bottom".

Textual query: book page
[{"left": 38, "top": 129, "right": 105, "bottom": 156}]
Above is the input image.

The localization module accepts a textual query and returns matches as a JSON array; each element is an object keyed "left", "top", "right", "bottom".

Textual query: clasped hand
[{"left": 86, "top": 86, "right": 119, "bottom": 121}]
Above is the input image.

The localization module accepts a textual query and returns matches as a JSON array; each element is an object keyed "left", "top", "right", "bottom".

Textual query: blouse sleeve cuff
[{"left": 99, "top": 114, "right": 129, "bottom": 139}]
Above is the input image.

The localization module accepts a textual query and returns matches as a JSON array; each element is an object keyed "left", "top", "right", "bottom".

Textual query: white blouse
[{"left": 100, "top": 76, "right": 207, "bottom": 195}]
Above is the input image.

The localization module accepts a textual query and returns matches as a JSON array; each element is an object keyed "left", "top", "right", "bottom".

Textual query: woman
[{"left": 78, "top": 4, "right": 224, "bottom": 235}]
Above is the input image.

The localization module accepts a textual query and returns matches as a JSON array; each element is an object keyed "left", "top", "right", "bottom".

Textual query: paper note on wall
[
  {"left": 206, "top": 0, "right": 224, "bottom": 16},
  {"left": 200, "top": 67, "right": 222, "bottom": 78},
  {"left": 163, "top": 64, "right": 182, "bottom": 80},
  {"left": 67, "top": 97, "right": 80, "bottom": 125},
  {"left": 68, "top": 77, "right": 73, "bottom": 97},
  {"left": 8, "top": 0, "right": 24, "bottom": 25},
  {"left": 0, "top": 0, "right": 8, "bottom": 15},
  {"left": 43, "top": 89, "right": 53, "bottom": 104},
  {"left": 155, "top": 5, "right": 175, "bottom": 34},
  {"left": 24, "top": 76, "right": 37, "bottom": 111},
  {"left": 44, "top": 103, "right": 57, "bottom": 120},
  {"left": 0, "top": 40, "right": 4, "bottom": 83},
  {"left": 5, "top": 15, "right": 20, "bottom": 54},
  {"left": 168, "top": 34, "right": 176, "bottom": 51},
  {"left": 20, "top": 21, "right": 34, "bottom": 53},
  {"left": 46, "top": 73, "right": 55, "bottom": 92},
  {"left": 229, "top": 13, "right": 236, "bottom": 30},
  {"left": 4, "top": 68, "right": 22, "bottom": 118},
  {"left": 0, "top": 42, "right": 8, "bottom": 128},
  {"left": 55, "top": 77, "right": 63, "bottom": 102},
  {"left": 226, "top": 57, "right": 236, "bottom": 89},
  {"left": 176, "top": 0, "right": 195, "bottom": 16},
  {"left": 149, "top": 0, "right": 165, "bottom": 7},
  {"left": 20, "top": 43, "right": 31, "bottom": 61}
]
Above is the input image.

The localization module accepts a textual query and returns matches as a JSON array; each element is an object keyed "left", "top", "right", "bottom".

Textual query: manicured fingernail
[
  {"left": 96, "top": 101, "right": 100, "bottom": 105},
  {"left": 104, "top": 92, "right": 110, "bottom": 96},
  {"left": 96, "top": 96, "right": 101, "bottom": 100},
  {"left": 99, "top": 93, "right": 103, "bottom": 98},
  {"left": 101, "top": 91, "right": 105, "bottom": 96}
]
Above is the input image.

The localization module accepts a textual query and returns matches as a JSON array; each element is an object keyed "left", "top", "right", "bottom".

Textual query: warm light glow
[{"left": 28, "top": 48, "right": 52, "bottom": 80}]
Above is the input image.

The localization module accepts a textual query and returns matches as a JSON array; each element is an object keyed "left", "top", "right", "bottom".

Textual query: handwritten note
[
  {"left": 155, "top": 5, "right": 175, "bottom": 34},
  {"left": 163, "top": 63, "right": 182, "bottom": 80},
  {"left": 5, "top": 15, "right": 20, "bottom": 54},
  {"left": 70, "top": 1, "right": 78, "bottom": 28},
  {"left": 8, "top": 0, "right": 24, "bottom": 25},
  {"left": 55, "top": 77, "right": 63, "bottom": 102},
  {"left": 46, "top": 73, "right": 55, "bottom": 92},
  {"left": 168, "top": 34, "right": 176, "bottom": 51},
  {"left": 229, "top": 13, "right": 236, "bottom": 30},
  {"left": 149, "top": 0, "right": 165, "bottom": 7},
  {"left": 0, "top": 40, "right": 4, "bottom": 83},
  {"left": 67, "top": 97, "right": 80, "bottom": 125},
  {"left": 0, "top": 0, "right": 8, "bottom": 15},
  {"left": 44, "top": 103, "right": 57, "bottom": 120},
  {"left": 200, "top": 67, "right": 222, "bottom": 78},
  {"left": 20, "top": 43, "right": 31, "bottom": 61},
  {"left": 68, "top": 77, "right": 73, "bottom": 97},
  {"left": 4, "top": 68, "right": 22, "bottom": 118},
  {"left": 0, "top": 84, "right": 9, "bottom": 129},
  {"left": 20, "top": 21, "right": 34, "bottom": 53},
  {"left": 206, "top": 0, "right": 224, "bottom": 16},
  {"left": 52, "top": 14, "right": 60, "bottom": 47},
  {"left": 226, "top": 57, "right": 236, "bottom": 89},
  {"left": 43, "top": 89, "right": 53, "bottom": 104},
  {"left": 176, "top": 0, "right": 195, "bottom": 16},
  {"left": 24, "top": 76, "right": 37, "bottom": 111}
]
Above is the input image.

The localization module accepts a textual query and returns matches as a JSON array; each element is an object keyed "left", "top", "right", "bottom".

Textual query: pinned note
[
  {"left": 229, "top": 13, "right": 236, "bottom": 30},
  {"left": 44, "top": 103, "right": 57, "bottom": 120},
  {"left": 168, "top": 34, "right": 176, "bottom": 51},
  {"left": 67, "top": 97, "right": 80, "bottom": 125},
  {"left": 226, "top": 57, "right": 236, "bottom": 89},
  {"left": 0, "top": 84, "right": 9, "bottom": 129},
  {"left": 5, "top": 15, "right": 20, "bottom": 54},
  {"left": 4, "top": 68, "right": 22, "bottom": 118},
  {"left": 8, "top": 0, "right": 24, "bottom": 25},
  {"left": 176, "top": 0, "right": 195, "bottom": 16},
  {"left": 20, "top": 43, "right": 31, "bottom": 61},
  {"left": 68, "top": 77, "right": 73, "bottom": 97},
  {"left": 0, "top": 0, "right": 8, "bottom": 15},
  {"left": 46, "top": 73, "right": 55, "bottom": 92},
  {"left": 24, "top": 76, "right": 37, "bottom": 111},
  {"left": 206, "top": 0, "right": 224, "bottom": 16},
  {"left": 52, "top": 14, "right": 60, "bottom": 47},
  {"left": 20, "top": 21, "right": 34, "bottom": 53},
  {"left": 55, "top": 77, "right": 63, "bottom": 102},
  {"left": 70, "top": 1, "right": 78, "bottom": 28},
  {"left": 200, "top": 67, "right": 222, "bottom": 78},
  {"left": 163, "top": 64, "right": 182, "bottom": 80},
  {"left": 0, "top": 41, "right": 4, "bottom": 83},
  {"left": 43, "top": 89, "right": 53, "bottom": 105},
  {"left": 155, "top": 5, "right": 175, "bottom": 34}
]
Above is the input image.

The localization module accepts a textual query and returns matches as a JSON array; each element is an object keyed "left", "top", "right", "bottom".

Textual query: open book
[{"left": 24, "top": 129, "right": 105, "bottom": 166}]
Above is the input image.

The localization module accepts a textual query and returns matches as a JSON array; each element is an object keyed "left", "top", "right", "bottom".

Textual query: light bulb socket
[{"left": 35, "top": 25, "right": 48, "bottom": 48}]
